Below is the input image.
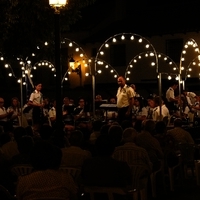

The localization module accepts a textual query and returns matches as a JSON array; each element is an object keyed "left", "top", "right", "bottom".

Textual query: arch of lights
[
  {"left": 95, "top": 58, "right": 119, "bottom": 78},
  {"left": 184, "top": 55, "right": 200, "bottom": 81},
  {"left": 91, "top": 32, "right": 158, "bottom": 115},
  {"left": 95, "top": 33, "right": 158, "bottom": 73},
  {"left": 125, "top": 51, "right": 179, "bottom": 81},
  {"left": 179, "top": 38, "right": 200, "bottom": 89}
]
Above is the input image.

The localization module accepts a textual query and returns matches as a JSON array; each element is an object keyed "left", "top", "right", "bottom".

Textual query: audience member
[
  {"left": 11, "top": 135, "right": 34, "bottom": 166},
  {"left": 81, "top": 134, "right": 132, "bottom": 189},
  {"left": 136, "top": 119, "right": 164, "bottom": 172},
  {"left": 16, "top": 140, "right": 78, "bottom": 200},
  {"left": 61, "top": 130, "right": 91, "bottom": 168},
  {"left": 112, "top": 127, "right": 152, "bottom": 174},
  {"left": 108, "top": 124, "right": 123, "bottom": 147},
  {"left": 166, "top": 118, "right": 194, "bottom": 145},
  {"left": 89, "top": 120, "right": 103, "bottom": 145}
]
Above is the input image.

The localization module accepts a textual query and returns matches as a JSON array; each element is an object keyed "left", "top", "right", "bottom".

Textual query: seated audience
[
  {"left": 61, "top": 130, "right": 91, "bottom": 168},
  {"left": 112, "top": 127, "right": 152, "bottom": 174},
  {"left": 166, "top": 118, "right": 194, "bottom": 145},
  {"left": 81, "top": 134, "right": 132, "bottom": 188},
  {"left": 136, "top": 119, "right": 164, "bottom": 172},
  {"left": 16, "top": 140, "right": 78, "bottom": 200}
]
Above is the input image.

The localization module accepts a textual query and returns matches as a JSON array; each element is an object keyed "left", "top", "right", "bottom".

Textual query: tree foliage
[{"left": 0, "top": 0, "right": 96, "bottom": 60}]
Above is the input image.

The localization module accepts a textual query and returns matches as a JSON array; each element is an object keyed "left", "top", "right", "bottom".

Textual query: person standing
[
  {"left": 116, "top": 76, "right": 135, "bottom": 124},
  {"left": 28, "top": 82, "right": 44, "bottom": 132},
  {"left": 165, "top": 81, "right": 179, "bottom": 114}
]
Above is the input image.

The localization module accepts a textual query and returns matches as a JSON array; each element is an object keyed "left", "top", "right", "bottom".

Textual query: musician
[
  {"left": 73, "top": 98, "right": 90, "bottom": 127},
  {"left": 132, "top": 97, "right": 148, "bottom": 122},
  {"left": 62, "top": 97, "right": 75, "bottom": 126},
  {"left": 103, "top": 97, "right": 118, "bottom": 122},
  {"left": 182, "top": 90, "right": 197, "bottom": 106},
  {"left": 165, "top": 81, "right": 178, "bottom": 114},
  {"left": 7, "top": 97, "right": 21, "bottom": 128},
  {"left": 28, "top": 82, "right": 44, "bottom": 131}
]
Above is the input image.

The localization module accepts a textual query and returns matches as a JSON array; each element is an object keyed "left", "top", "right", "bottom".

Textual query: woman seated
[
  {"left": 172, "top": 95, "right": 191, "bottom": 123},
  {"left": 132, "top": 97, "right": 148, "bottom": 122}
]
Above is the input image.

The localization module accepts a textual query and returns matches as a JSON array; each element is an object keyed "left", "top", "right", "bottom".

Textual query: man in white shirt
[
  {"left": 165, "top": 81, "right": 178, "bottom": 113},
  {"left": 182, "top": 90, "right": 197, "bottom": 106},
  {"left": 116, "top": 76, "right": 135, "bottom": 124}
]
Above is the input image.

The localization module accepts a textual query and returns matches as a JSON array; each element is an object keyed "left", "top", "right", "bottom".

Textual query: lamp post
[{"left": 49, "top": 0, "right": 67, "bottom": 132}]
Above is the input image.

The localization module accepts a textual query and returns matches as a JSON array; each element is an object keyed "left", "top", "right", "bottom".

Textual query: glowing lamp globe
[{"left": 49, "top": 0, "right": 67, "bottom": 7}]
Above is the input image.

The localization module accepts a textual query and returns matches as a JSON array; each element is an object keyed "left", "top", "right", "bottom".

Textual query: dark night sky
[{"left": 68, "top": 0, "right": 200, "bottom": 43}]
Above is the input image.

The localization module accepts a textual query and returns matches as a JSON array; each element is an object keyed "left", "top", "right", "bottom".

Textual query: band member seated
[
  {"left": 103, "top": 97, "right": 118, "bottom": 122},
  {"left": 62, "top": 97, "right": 75, "bottom": 126},
  {"left": 49, "top": 100, "right": 75, "bottom": 132},
  {"left": 132, "top": 97, "right": 148, "bottom": 122},
  {"left": 73, "top": 97, "right": 91, "bottom": 128}
]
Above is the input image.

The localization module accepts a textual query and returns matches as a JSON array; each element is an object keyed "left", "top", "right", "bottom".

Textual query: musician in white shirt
[{"left": 152, "top": 96, "right": 170, "bottom": 122}]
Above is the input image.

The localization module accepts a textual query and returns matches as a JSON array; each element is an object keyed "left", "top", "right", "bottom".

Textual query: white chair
[
  {"left": 59, "top": 165, "right": 81, "bottom": 185},
  {"left": 129, "top": 164, "right": 149, "bottom": 200},
  {"left": 83, "top": 186, "right": 128, "bottom": 200},
  {"left": 150, "top": 159, "right": 165, "bottom": 198},
  {"left": 11, "top": 164, "right": 33, "bottom": 177}
]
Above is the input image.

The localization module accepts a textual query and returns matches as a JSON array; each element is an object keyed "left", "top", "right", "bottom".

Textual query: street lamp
[{"left": 49, "top": 0, "right": 67, "bottom": 132}]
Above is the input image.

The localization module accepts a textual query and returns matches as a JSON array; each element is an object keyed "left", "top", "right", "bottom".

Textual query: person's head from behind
[
  {"left": 95, "top": 134, "right": 115, "bottom": 156},
  {"left": 174, "top": 118, "right": 182, "bottom": 127},
  {"left": 100, "top": 124, "right": 111, "bottom": 135},
  {"left": 108, "top": 125, "right": 123, "bottom": 147},
  {"left": 92, "top": 120, "right": 103, "bottom": 132},
  {"left": 153, "top": 96, "right": 163, "bottom": 107},
  {"left": 17, "top": 135, "right": 34, "bottom": 154},
  {"left": 155, "top": 121, "right": 167, "bottom": 135},
  {"left": 121, "top": 119, "right": 133, "bottom": 130},
  {"left": 30, "top": 141, "right": 62, "bottom": 170},
  {"left": 142, "top": 119, "right": 156, "bottom": 135},
  {"left": 122, "top": 127, "right": 138, "bottom": 143},
  {"left": 13, "top": 126, "right": 27, "bottom": 143},
  {"left": 39, "top": 124, "right": 53, "bottom": 140},
  {"left": 69, "top": 130, "right": 84, "bottom": 147}
]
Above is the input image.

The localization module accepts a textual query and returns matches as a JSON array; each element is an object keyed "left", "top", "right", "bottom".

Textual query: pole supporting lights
[{"left": 49, "top": 0, "right": 67, "bottom": 132}]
